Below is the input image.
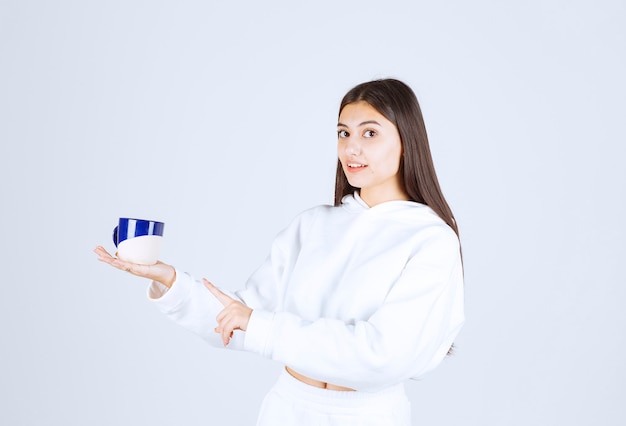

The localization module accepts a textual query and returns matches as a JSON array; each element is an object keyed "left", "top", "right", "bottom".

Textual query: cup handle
[{"left": 112, "top": 226, "right": 119, "bottom": 247}]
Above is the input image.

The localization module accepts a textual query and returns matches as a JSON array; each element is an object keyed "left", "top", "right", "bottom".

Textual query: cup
[{"left": 112, "top": 218, "right": 164, "bottom": 265}]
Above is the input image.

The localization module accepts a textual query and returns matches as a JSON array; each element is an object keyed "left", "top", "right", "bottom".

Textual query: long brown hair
[{"left": 334, "top": 79, "right": 460, "bottom": 240}]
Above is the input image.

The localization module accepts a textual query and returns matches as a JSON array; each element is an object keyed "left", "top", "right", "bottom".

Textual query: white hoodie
[{"left": 148, "top": 193, "right": 465, "bottom": 392}]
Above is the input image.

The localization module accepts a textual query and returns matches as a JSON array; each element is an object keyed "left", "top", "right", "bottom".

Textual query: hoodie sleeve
[
  {"left": 146, "top": 208, "right": 316, "bottom": 350},
  {"left": 147, "top": 271, "right": 247, "bottom": 349},
  {"left": 242, "top": 227, "right": 465, "bottom": 392}
]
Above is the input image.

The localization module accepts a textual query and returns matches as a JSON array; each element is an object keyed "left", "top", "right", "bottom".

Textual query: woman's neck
[{"left": 358, "top": 187, "right": 410, "bottom": 207}]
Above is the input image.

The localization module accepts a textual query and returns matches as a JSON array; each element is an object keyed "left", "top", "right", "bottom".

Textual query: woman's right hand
[{"left": 93, "top": 246, "right": 176, "bottom": 288}]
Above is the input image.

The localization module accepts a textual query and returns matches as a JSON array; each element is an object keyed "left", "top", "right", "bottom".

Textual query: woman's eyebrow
[{"left": 337, "top": 120, "right": 382, "bottom": 128}]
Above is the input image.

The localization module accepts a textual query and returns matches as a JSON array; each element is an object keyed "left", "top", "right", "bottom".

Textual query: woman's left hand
[{"left": 203, "top": 278, "right": 252, "bottom": 346}]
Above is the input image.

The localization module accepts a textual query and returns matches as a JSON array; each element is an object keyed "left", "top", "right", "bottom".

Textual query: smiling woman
[
  {"left": 335, "top": 79, "right": 460, "bottom": 239},
  {"left": 337, "top": 101, "right": 407, "bottom": 207},
  {"left": 95, "top": 78, "right": 464, "bottom": 426}
]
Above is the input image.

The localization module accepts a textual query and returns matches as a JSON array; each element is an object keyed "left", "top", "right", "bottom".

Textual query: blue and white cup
[{"left": 112, "top": 218, "right": 164, "bottom": 265}]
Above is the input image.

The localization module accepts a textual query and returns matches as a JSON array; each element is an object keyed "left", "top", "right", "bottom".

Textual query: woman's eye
[
  {"left": 338, "top": 130, "right": 349, "bottom": 138},
  {"left": 363, "top": 130, "right": 376, "bottom": 138}
]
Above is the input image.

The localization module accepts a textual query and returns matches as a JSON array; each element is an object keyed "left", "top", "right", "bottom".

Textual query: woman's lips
[{"left": 347, "top": 162, "right": 367, "bottom": 172}]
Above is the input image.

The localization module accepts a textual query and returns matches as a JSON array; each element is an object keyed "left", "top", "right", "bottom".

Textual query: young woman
[{"left": 95, "top": 79, "right": 465, "bottom": 425}]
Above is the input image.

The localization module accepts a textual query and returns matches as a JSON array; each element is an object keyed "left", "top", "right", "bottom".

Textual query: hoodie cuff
[
  {"left": 244, "top": 309, "right": 275, "bottom": 357},
  {"left": 147, "top": 269, "right": 193, "bottom": 314}
]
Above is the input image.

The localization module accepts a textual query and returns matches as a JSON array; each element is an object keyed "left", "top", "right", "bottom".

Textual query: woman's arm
[
  {"left": 138, "top": 208, "right": 314, "bottom": 350},
  {"left": 93, "top": 245, "right": 244, "bottom": 349}
]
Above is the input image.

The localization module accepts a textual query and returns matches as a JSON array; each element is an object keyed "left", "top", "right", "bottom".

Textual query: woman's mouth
[{"left": 347, "top": 163, "right": 367, "bottom": 172}]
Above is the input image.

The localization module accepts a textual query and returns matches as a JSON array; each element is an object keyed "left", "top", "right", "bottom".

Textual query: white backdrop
[{"left": 1, "top": 1, "right": 624, "bottom": 425}]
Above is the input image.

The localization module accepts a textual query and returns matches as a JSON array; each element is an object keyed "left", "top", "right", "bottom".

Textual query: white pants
[{"left": 256, "top": 369, "right": 412, "bottom": 426}]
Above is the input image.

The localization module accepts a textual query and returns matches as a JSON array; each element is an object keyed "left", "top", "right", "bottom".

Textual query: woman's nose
[{"left": 344, "top": 139, "right": 361, "bottom": 156}]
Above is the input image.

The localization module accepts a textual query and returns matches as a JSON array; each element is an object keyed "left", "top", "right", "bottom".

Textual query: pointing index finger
[{"left": 203, "top": 278, "right": 234, "bottom": 306}]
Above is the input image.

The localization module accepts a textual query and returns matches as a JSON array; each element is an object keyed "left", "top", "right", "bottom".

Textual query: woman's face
[{"left": 337, "top": 101, "right": 408, "bottom": 206}]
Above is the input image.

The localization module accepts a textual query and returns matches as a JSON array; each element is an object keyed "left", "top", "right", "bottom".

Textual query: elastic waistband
[{"left": 273, "top": 368, "right": 406, "bottom": 408}]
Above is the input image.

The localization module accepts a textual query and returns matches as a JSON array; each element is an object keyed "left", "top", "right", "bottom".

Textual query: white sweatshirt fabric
[
  {"left": 256, "top": 368, "right": 412, "bottom": 425},
  {"left": 148, "top": 192, "right": 465, "bottom": 392}
]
